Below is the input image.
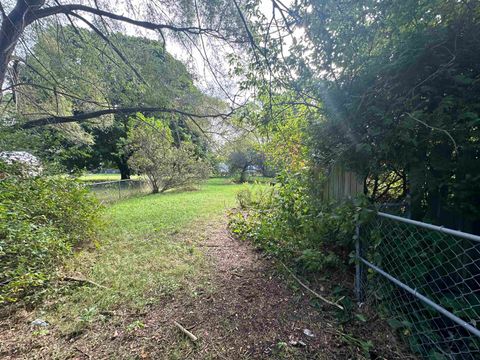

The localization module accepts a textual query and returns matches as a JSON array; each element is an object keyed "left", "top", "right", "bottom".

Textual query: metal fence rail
[
  {"left": 86, "top": 179, "right": 151, "bottom": 203},
  {"left": 356, "top": 212, "right": 480, "bottom": 359}
]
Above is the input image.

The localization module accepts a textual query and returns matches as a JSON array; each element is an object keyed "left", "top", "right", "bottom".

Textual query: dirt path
[{"left": 0, "top": 218, "right": 409, "bottom": 359}]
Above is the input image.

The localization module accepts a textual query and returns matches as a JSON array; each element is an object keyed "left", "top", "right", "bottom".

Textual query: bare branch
[
  {"left": 2, "top": 81, "right": 107, "bottom": 107},
  {"left": 405, "top": 112, "right": 458, "bottom": 156},
  {"left": 30, "top": 4, "right": 230, "bottom": 40},
  {"left": 0, "top": 2, "right": 7, "bottom": 19}
]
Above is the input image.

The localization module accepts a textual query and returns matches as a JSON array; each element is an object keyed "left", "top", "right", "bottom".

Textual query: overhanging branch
[
  {"left": 19, "top": 107, "right": 234, "bottom": 128},
  {"left": 29, "top": 4, "right": 229, "bottom": 40}
]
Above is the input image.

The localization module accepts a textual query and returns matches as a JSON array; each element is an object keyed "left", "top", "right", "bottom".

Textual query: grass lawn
[
  {"left": 3, "top": 178, "right": 408, "bottom": 359},
  {"left": 45, "top": 178, "right": 264, "bottom": 334},
  {"left": 77, "top": 173, "right": 143, "bottom": 182},
  {"left": 78, "top": 173, "right": 274, "bottom": 184}
]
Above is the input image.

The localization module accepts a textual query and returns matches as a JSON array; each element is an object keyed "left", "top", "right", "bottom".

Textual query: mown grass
[
  {"left": 77, "top": 173, "right": 143, "bottom": 182},
  {"left": 44, "top": 178, "right": 264, "bottom": 333}
]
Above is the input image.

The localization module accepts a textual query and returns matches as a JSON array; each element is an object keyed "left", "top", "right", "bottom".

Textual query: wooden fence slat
[{"left": 322, "top": 164, "right": 363, "bottom": 202}]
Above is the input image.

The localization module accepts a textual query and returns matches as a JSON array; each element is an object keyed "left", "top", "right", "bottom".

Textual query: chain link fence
[
  {"left": 86, "top": 179, "right": 151, "bottom": 203},
  {"left": 356, "top": 211, "right": 480, "bottom": 359}
]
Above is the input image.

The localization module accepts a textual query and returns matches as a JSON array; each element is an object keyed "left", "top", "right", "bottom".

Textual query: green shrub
[
  {"left": 0, "top": 174, "right": 102, "bottom": 303},
  {"left": 296, "top": 249, "right": 342, "bottom": 273},
  {"left": 229, "top": 171, "right": 360, "bottom": 273},
  {"left": 236, "top": 183, "right": 273, "bottom": 209},
  {"left": 236, "top": 188, "right": 253, "bottom": 209}
]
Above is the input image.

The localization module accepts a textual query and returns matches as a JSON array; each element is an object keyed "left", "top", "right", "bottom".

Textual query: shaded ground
[{"left": 0, "top": 218, "right": 412, "bottom": 359}]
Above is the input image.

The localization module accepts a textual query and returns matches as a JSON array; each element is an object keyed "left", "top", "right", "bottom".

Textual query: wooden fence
[{"left": 322, "top": 163, "right": 363, "bottom": 202}]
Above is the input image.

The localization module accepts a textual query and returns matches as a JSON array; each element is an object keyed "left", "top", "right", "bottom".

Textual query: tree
[
  {"left": 8, "top": 26, "right": 217, "bottom": 178},
  {"left": 241, "top": 0, "right": 480, "bottom": 229},
  {"left": 298, "top": 0, "right": 480, "bottom": 226},
  {"left": 127, "top": 114, "right": 210, "bottom": 193},
  {"left": 0, "top": 0, "right": 255, "bottom": 129},
  {"left": 226, "top": 138, "right": 264, "bottom": 183}
]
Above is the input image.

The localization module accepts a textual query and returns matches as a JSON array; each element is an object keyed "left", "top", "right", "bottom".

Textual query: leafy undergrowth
[{"left": 0, "top": 174, "right": 102, "bottom": 304}]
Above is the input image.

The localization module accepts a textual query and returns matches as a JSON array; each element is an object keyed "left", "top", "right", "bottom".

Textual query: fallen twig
[
  {"left": 61, "top": 276, "right": 109, "bottom": 289},
  {"left": 174, "top": 321, "right": 198, "bottom": 342},
  {"left": 280, "top": 262, "right": 344, "bottom": 310},
  {"left": 198, "top": 244, "right": 233, "bottom": 248},
  {"left": 74, "top": 346, "right": 91, "bottom": 359}
]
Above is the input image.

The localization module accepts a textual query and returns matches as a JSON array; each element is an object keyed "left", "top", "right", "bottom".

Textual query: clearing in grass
[{"left": 77, "top": 173, "right": 143, "bottom": 182}]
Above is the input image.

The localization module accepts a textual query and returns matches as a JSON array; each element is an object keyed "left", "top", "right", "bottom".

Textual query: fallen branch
[
  {"left": 173, "top": 321, "right": 198, "bottom": 342},
  {"left": 74, "top": 346, "right": 91, "bottom": 359},
  {"left": 280, "top": 262, "right": 344, "bottom": 310},
  {"left": 61, "top": 276, "right": 109, "bottom": 289}
]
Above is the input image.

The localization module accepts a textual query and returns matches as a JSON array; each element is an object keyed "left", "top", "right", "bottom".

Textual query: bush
[
  {"left": 236, "top": 183, "right": 273, "bottom": 209},
  {"left": 0, "top": 173, "right": 102, "bottom": 303},
  {"left": 128, "top": 114, "right": 210, "bottom": 193},
  {"left": 229, "top": 171, "right": 360, "bottom": 273}
]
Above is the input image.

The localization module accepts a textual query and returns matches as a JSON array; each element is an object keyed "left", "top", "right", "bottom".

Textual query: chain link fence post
[{"left": 354, "top": 222, "right": 365, "bottom": 304}]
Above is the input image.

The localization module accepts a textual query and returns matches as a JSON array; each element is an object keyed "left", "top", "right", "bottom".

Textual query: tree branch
[
  {"left": 69, "top": 12, "right": 146, "bottom": 84},
  {"left": 405, "top": 112, "right": 458, "bottom": 156},
  {"left": 19, "top": 107, "right": 233, "bottom": 128},
  {"left": 30, "top": 4, "right": 229, "bottom": 40},
  {"left": 0, "top": 2, "right": 7, "bottom": 19}
]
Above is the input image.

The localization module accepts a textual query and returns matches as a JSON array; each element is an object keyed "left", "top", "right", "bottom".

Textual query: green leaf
[{"left": 355, "top": 313, "right": 367, "bottom": 322}]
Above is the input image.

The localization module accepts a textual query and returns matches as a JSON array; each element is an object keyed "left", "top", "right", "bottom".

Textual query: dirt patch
[{"left": 0, "top": 218, "right": 413, "bottom": 359}]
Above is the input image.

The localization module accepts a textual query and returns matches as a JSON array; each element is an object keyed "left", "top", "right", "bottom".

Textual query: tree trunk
[
  {"left": 116, "top": 159, "right": 131, "bottom": 180},
  {"left": 0, "top": 1, "right": 45, "bottom": 95},
  {"left": 239, "top": 165, "right": 248, "bottom": 183},
  {"left": 119, "top": 167, "right": 131, "bottom": 180}
]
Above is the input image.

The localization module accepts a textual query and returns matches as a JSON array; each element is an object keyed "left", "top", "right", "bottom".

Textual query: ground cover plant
[
  {"left": 0, "top": 165, "right": 101, "bottom": 304},
  {"left": 229, "top": 172, "right": 357, "bottom": 268}
]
